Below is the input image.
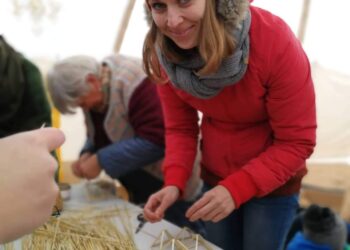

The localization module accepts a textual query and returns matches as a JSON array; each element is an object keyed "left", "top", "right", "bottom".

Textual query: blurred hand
[
  {"left": 0, "top": 128, "right": 65, "bottom": 243},
  {"left": 143, "top": 186, "right": 180, "bottom": 223},
  {"left": 72, "top": 154, "right": 101, "bottom": 180},
  {"left": 71, "top": 152, "right": 91, "bottom": 178},
  {"left": 186, "top": 185, "right": 235, "bottom": 223}
]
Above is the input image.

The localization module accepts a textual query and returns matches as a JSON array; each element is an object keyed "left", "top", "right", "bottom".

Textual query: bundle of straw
[{"left": 21, "top": 206, "right": 136, "bottom": 250}]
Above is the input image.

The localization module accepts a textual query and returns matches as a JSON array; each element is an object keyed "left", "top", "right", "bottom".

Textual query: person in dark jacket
[{"left": 0, "top": 35, "right": 53, "bottom": 137}]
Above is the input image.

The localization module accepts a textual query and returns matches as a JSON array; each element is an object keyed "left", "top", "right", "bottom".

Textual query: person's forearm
[
  {"left": 97, "top": 137, "right": 164, "bottom": 178},
  {"left": 80, "top": 138, "right": 95, "bottom": 155}
]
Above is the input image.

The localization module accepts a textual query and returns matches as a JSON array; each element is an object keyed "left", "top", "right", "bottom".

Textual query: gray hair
[{"left": 47, "top": 55, "right": 100, "bottom": 114}]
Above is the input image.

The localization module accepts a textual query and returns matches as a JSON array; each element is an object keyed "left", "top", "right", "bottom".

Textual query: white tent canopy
[{"left": 311, "top": 63, "right": 350, "bottom": 161}]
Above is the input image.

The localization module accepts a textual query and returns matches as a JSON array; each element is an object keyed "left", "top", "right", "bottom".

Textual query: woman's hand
[
  {"left": 71, "top": 153, "right": 101, "bottom": 179},
  {"left": 186, "top": 185, "right": 235, "bottom": 223},
  {"left": 143, "top": 186, "right": 180, "bottom": 223},
  {"left": 71, "top": 152, "right": 91, "bottom": 177},
  {"left": 79, "top": 154, "right": 102, "bottom": 179}
]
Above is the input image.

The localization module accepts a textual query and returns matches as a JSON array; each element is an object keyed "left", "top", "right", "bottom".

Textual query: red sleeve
[
  {"left": 157, "top": 83, "right": 199, "bottom": 194},
  {"left": 219, "top": 15, "right": 316, "bottom": 207}
]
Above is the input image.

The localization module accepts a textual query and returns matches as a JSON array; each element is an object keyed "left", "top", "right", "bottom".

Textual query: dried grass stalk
[
  {"left": 21, "top": 206, "right": 136, "bottom": 250},
  {"left": 2, "top": 242, "right": 14, "bottom": 250}
]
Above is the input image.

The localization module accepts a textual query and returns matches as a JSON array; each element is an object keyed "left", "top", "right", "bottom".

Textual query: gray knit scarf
[{"left": 157, "top": 10, "right": 251, "bottom": 99}]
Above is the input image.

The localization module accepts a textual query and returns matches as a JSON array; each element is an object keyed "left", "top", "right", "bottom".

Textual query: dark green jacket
[{"left": 0, "top": 35, "right": 52, "bottom": 137}]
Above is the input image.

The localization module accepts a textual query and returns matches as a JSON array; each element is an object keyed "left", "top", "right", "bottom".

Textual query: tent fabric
[{"left": 310, "top": 63, "right": 350, "bottom": 160}]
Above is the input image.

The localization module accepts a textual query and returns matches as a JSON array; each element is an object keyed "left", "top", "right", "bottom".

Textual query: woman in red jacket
[{"left": 142, "top": 0, "right": 316, "bottom": 249}]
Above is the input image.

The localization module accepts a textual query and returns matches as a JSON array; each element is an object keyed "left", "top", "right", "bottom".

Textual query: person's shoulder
[
  {"left": 250, "top": 5, "right": 297, "bottom": 55},
  {"left": 250, "top": 6, "right": 293, "bottom": 38},
  {"left": 248, "top": 6, "right": 301, "bottom": 77},
  {"left": 22, "top": 57, "right": 40, "bottom": 72},
  {"left": 21, "top": 58, "right": 44, "bottom": 85}
]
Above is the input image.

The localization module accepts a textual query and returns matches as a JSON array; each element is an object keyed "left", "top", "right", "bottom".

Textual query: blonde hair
[{"left": 143, "top": 0, "right": 235, "bottom": 82}]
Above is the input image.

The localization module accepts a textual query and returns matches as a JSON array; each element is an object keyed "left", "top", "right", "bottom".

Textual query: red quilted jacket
[{"left": 158, "top": 6, "right": 316, "bottom": 208}]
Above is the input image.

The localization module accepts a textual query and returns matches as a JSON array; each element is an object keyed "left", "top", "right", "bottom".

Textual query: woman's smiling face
[{"left": 148, "top": 0, "right": 206, "bottom": 49}]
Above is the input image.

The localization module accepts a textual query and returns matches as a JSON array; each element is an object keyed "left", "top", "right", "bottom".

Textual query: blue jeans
[
  {"left": 98, "top": 137, "right": 164, "bottom": 204},
  {"left": 202, "top": 183, "right": 299, "bottom": 250},
  {"left": 98, "top": 136, "right": 164, "bottom": 178}
]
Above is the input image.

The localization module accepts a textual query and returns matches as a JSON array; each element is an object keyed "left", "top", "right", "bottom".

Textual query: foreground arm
[{"left": 0, "top": 128, "right": 65, "bottom": 243}]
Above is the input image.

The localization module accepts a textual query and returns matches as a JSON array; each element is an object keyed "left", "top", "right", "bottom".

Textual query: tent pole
[
  {"left": 298, "top": 0, "right": 311, "bottom": 43},
  {"left": 113, "top": 0, "right": 136, "bottom": 53}
]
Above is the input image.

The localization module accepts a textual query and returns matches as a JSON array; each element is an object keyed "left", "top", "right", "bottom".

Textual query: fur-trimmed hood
[{"left": 144, "top": 0, "right": 250, "bottom": 30}]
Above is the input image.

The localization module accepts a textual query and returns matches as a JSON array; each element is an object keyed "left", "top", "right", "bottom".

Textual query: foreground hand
[
  {"left": 186, "top": 185, "right": 235, "bottom": 223},
  {"left": 144, "top": 186, "right": 180, "bottom": 223},
  {"left": 0, "top": 128, "right": 65, "bottom": 243}
]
